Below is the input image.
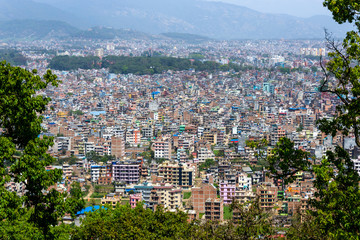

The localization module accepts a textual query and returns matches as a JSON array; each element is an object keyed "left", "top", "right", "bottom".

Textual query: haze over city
[
  {"left": 210, "top": 0, "right": 330, "bottom": 17},
  {"left": 0, "top": 0, "right": 360, "bottom": 239}
]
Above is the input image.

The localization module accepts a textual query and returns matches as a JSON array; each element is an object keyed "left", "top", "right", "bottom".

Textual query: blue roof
[
  {"left": 76, "top": 205, "right": 101, "bottom": 216},
  {"left": 90, "top": 111, "right": 106, "bottom": 116}
]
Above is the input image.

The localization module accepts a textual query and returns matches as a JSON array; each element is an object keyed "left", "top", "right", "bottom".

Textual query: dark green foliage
[
  {"left": 311, "top": 146, "right": 360, "bottom": 238},
  {"left": 72, "top": 204, "right": 192, "bottom": 240},
  {"left": 286, "top": 213, "right": 323, "bottom": 239},
  {"left": 278, "top": 67, "right": 290, "bottom": 74},
  {"left": 0, "top": 62, "right": 57, "bottom": 147},
  {"left": 71, "top": 110, "right": 84, "bottom": 116},
  {"left": 48, "top": 55, "right": 101, "bottom": 71},
  {"left": 183, "top": 192, "right": 191, "bottom": 199},
  {"left": 188, "top": 53, "right": 205, "bottom": 60},
  {"left": 68, "top": 182, "right": 86, "bottom": 218},
  {"left": 229, "top": 199, "right": 274, "bottom": 240},
  {"left": 190, "top": 199, "right": 274, "bottom": 240},
  {"left": 199, "top": 158, "right": 216, "bottom": 171},
  {"left": 213, "top": 149, "right": 225, "bottom": 157},
  {"left": 86, "top": 151, "right": 115, "bottom": 163},
  {"left": 0, "top": 61, "right": 84, "bottom": 239},
  {"left": 267, "top": 137, "right": 311, "bottom": 185},
  {"left": 323, "top": 0, "right": 360, "bottom": 25},
  {"left": 245, "top": 139, "right": 268, "bottom": 166},
  {"left": 0, "top": 50, "right": 27, "bottom": 66},
  {"left": 73, "top": 199, "right": 276, "bottom": 240},
  {"left": 48, "top": 55, "right": 246, "bottom": 74}
]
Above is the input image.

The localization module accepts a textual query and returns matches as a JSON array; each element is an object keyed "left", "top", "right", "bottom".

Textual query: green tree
[
  {"left": 311, "top": 146, "right": 360, "bottom": 238},
  {"left": 72, "top": 204, "right": 192, "bottom": 239},
  {"left": 199, "top": 158, "right": 216, "bottom": 171},
  {"left": 190, "top": 199, "right": 275, "bottom": 240},
  {"left": 245, "top": 138, "right": 268, "bottom": 166},
  {"left": 0, "top": 61, "right": 83, "bottom": 239},
  {"left": 267, "top": 137, "right": 310, "bottom": 185}
]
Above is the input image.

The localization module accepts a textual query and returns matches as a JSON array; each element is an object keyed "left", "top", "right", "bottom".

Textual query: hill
[
  {"left": 0, "top": 20, "right": 79, "bottom": 40},
  {"left": 32, "top": 0, "right": 352, "bottom": 39}
]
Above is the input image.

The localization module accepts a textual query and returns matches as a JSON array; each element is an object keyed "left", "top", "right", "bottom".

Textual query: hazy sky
[{"left": 211, "top": 0, "right": 330, "bottom": 18}]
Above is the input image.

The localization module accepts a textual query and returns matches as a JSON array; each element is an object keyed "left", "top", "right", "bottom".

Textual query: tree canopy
[
  {"left": 48, "top": 55, "right": 249, "bottom": 75},
  {"left": 0, "top": 61, "right": 84, "bottom": 239}
]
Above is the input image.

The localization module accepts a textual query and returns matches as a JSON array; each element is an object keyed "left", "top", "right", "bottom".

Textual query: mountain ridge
[{"left": 0, "top": 0, "right": 353, "bottom": 39}]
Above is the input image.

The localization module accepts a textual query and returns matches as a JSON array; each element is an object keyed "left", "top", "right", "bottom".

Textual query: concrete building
[
  {"left": 111, "top": 136, "right": 125, "bottom": 159},
  {"left": 112, "top": 163, "right": 139, "bottom": 184},
  {"left": 205, "top": 198, "right": 223, "bottom": 221},
  {"left": 101, "top": 193, "right": 121, "bottom": 208},
  {"left": 90, "top": 165, "right": 106, "bottom": 182},
  {"left": 134, "top": 183, "right": 154, "bottom": 208},
  {"left": 130, "top": 193, "right": 142, "bottom": 208},
  {"left": 149, "top": 184, "right": 183, "bottom": 210},
  {"left": 257, "top": 183, "right": 278, "bottom": 211},
  {"left": 352, "top": 157, "right": 360, "bottom": 175},
  {"left": 191, "top": 183, "right": 217, "bottom": 213},
  {"left": 153, "top": 139, "right": 172, "bottom": 159},
  {"left": 220, "top": 182, "right": 236, "bottom": 204},
  {"left": 126, "top": 129, "right": 141, "bottom": 147},
  {"left": 158, "top": 161, "right": 195, "bottom": 188}
]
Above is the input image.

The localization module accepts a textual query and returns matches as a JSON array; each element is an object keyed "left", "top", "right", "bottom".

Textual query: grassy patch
[
  {"left": 85, "top": 198, "right": 101, "bottom": 207},
  {"left": 94, "top": 184, "right": 114, "bottom": 193},
  {"left": 91, "top": 192, "right": 106, "bottom": 198},
  {"left": 224, "top": 205, "right": 233, "bottom": 220},
  {"left": 183, "top": 192, "right": 191, "bottom": 199}
]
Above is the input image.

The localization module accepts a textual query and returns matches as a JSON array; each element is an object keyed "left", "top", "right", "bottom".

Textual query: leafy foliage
[
  {"left": 245, "top": 138, "right": 268, "bottom": 166},
  {"left": 0, "top": 50, "right": 27, "bottom": 66},
  {"left": 267, "top": 137, "right": 311, "bottom": 185},
  {"left": 72, "top": 204, "right": 192, "bottom": 240},
  {"left": 86, "top": 151, "right": 115, "bottom": 164},
  {"left": 0, "top": 61, "right": 83, "bottom": 239},
  {"left": 199, "top": 158, "right": 216, "bottom": 171},
  {"left": 311, "top": 146, "right": 360, "bottom": 238},
  {"left": 48, "top": 55, "right": 101, "bottom": 71},
  {"left": 49, "top": 55, "right": 247, "bottom": 75}
]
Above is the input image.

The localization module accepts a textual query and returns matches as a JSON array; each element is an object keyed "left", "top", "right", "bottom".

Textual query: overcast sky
[{"left": 210, "top": 0, "right": 330, "bottom": 18}]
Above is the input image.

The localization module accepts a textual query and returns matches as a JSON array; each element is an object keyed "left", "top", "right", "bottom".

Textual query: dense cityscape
[
  {"left": 3, "top": 38, "right": 343, "bottom": 221},
  {"left": 1, "top": 0, "right": 360, "bottom": 239}
]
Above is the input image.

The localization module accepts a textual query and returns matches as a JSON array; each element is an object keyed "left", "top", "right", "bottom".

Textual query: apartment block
[
  {"left": 220, "top": 182, "right": 236, "bottom": 204},
  {"left": 153, "top": 139, "right": 172, "bottom": 159},
  {"left": 149, "top": 184, "right": 182, "bottom": 210},
  {"left": 111, "top": 136, "right": 125, "bottom": 159},
  {"left": 256, "top": 183, "right": 278, "bottom": 210},
  {"left": 205, "top": 198, "right": 224, "bottom": 221},
  {"left": 191, "top": 183, "right": 217, "bottom": 213},
  {"left": 112, "top": 163, "right": 139, "bottom": 184},
  {"left": 158, "top": 161, "right": 195, "bottom": 188}
]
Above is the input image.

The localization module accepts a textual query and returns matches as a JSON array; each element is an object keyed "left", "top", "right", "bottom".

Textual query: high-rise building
[
  {"left": 111, "top": 136, "right": 125, "bottom": 159},
  {"left": 158, "top": 161, "right": 195, "bottom": 189}
]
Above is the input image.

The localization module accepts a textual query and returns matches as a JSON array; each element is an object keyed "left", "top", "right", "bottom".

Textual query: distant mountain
[
  {"left": 0, "top": 20, "right": 79, "bottom": 40},
  {"left": 73, "top": 26, "right": 154, "bottom": 40},
  {"left": 0, "top": 20, "right": 156, "bottom": 41},
  {"left": 4, "top": 0, "right": 354, "bottom": 39},
  {"left": 0, "top": 0, "right": 81, "bottom": 25}
]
